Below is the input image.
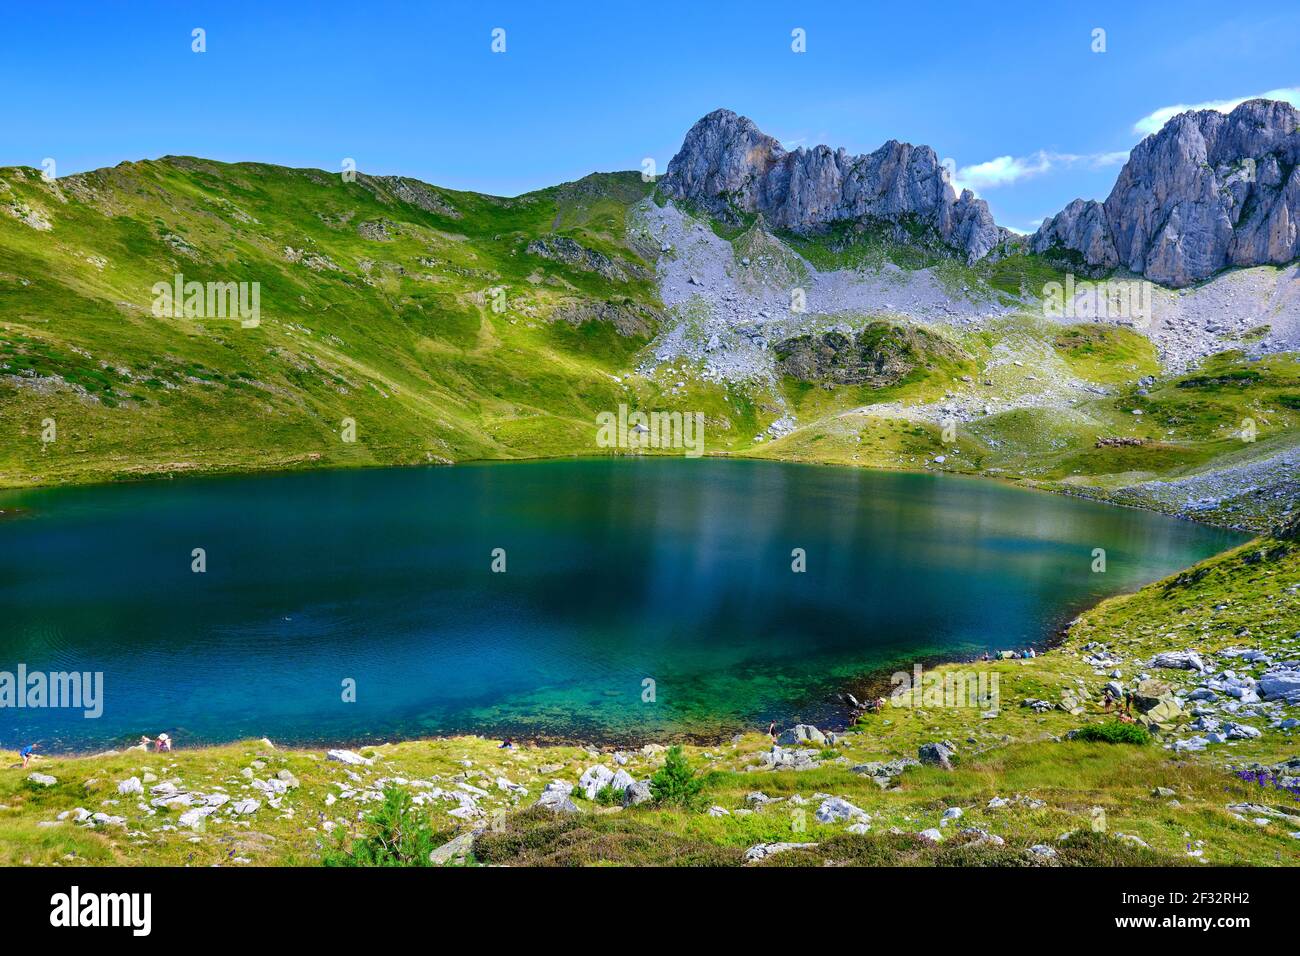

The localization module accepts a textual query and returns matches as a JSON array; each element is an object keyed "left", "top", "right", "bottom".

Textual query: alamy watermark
[
  {"left": 50, "top": 886, "right": 150, "bottom": 936},
  {"left": 596, "top": 403, "right": 704, "bottom": 458},
  {"left": 890, "top": 663, "right": 1000, "bottom": 710},
  {"left": 0, "top": 664, "right": 103, "bottom": 718},
  {"left": 1042, "top": 274, "right": 1152, "bottom": 324},
  {"left": 151, "top": 273, "right": 260, "bottom": 327}
]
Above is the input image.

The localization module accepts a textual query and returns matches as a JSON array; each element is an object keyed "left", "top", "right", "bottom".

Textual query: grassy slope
[
  {"left": 5, "top": 157, "right": 1298, "bottom": 526},
  {"left": 2, "top": 534, "right": 1295, "bottom": 867},
  {"left": 755, "top": 331, "right": 1300, "bottom": 529},
  {"left": 0, "top": 161, "right": 682, "bottom": 484}
]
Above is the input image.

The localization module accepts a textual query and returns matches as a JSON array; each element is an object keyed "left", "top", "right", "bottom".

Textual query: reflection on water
[{"left": 0, "top": 459, "right": 1245, "bottom": 750}]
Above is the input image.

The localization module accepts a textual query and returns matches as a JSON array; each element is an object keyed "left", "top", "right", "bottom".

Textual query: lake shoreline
[
  {"left": 0, "top": 448, "right": 1257, "bottom": 533},
  {"left": 1, "top": 456, "right": 1252, "bottom": 758}
]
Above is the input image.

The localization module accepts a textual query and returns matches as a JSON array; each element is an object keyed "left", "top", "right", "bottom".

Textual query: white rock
[
  {"left": 815, "top": 796, "right": 869, "bottom": 823},
  {"left": 326, "top": 749, "right": 373, "bottom": 766},
  {"left": 577, "top": 765, "right": 615, "bottom": 799},
  {"left": 178, "top": 806, "right": 216, "bottom": 829},
  {"left": 495, "top": 776, "right": 528, "bottom": 795},
  {"left": 744, "top": 842, "right": 817, "bottom": 862},
  {"left": 533, "top": 789, "right": 578, "bottom": 813}
]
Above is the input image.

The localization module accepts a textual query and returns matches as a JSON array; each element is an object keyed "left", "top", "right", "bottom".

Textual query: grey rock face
[
  {"left": 661, "top": 109, "right": 1007, "bottom": 263},
  {"left": 1031, "top": 199, "right": 1118, "bottom": 272},
  {"left": 1033, "top": 99, "right": 1300, "bottom": 286},
  {"left": 525, "top": 235, "right": 650, "bottom": 283}
]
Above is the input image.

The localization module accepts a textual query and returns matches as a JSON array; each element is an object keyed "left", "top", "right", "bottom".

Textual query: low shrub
[
  {"left": 649, "top": 746, "right": 705, "bottom": 807},
  {"left": 1073, "top": 721, "right": 1151, "bottom": 745},
  {"left": 322, "top": 786, "right": 449, "bottom": 866}
]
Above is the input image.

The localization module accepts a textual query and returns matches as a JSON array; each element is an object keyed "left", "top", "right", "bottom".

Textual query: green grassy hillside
[{"left": 0, "top": 160, "right": 677, "bottom": 485}]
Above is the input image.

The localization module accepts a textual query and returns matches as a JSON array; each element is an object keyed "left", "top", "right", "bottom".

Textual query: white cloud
[
  {"left": 956, "top": 154, "right": 1050, "bottom": 190},
  {"left": 951, "top": 149, "right": 1129, "bottom": 193},
  {"left": 1132, "top": 87, "right": 1300, "bottom": 136}
]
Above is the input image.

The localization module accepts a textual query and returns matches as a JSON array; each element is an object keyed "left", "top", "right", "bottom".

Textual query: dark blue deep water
[{"left": 0, "top": 459, "right": 1245, "bottom": 751}]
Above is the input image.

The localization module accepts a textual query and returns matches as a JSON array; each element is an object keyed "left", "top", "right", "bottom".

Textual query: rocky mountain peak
[
  {"left": 1033, "top": 98, "right": 1300, "bottom": 286},
  {"left": 661, "top": 109, "right": 1007, "bottom": 263}
]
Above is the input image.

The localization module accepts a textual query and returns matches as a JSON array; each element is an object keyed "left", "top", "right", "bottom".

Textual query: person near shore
[
  {"left": 767, "top": 721, "right": 777, "bottom": 740},
  {"left": 499, "top": 737, "right": 514, "bottom": 749},
  {"left": 156, "top": 733, "right": 172, "bottom": 752},
  {"left": 19, "top": 743, "right": 39, "bottom": 768}
]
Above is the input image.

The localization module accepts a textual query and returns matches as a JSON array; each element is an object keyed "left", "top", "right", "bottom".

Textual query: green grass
[
  {"left": 0, "top": 162, "right": 671, "bottom": 486},
  {"left": 1052, "top": 324, "right": 1161, "bottom": 384}
]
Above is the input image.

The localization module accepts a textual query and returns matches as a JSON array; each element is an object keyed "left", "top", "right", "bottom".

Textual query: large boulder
[
  {"left": 577, "top": 765, "right": 615, "bottom": 800},
  {"left": 1137, "top": 696, "right": 1184, "bottom": 733},
  {"left": 753, "top": 745, "right": 819, "bottom": 771},
  {"left": 1132, "top": 680, "right": 1174, "bottom": 713},
  {"left": 1150, "top": 651, "right": 1206, "bottom": 672},
  {"left": 851, "top": 756, "right": 920, "bottom": 781},
  {"left": 776, "top": 724, "right": 827, "bottom": 747},
  {"left": 815, "top": 797, "right": 869, "bottom": 824},
  {"left": 918, "top": 742, "right": 955, "bottom": 770},
  {"left": 1223, "top": 721, "right": 1262, "bottom": 740},
  {"left": 533, "top": 789, "right": 579, "bottom": 814},
  {"left": 1259, "top": 665, "right": 1300, "bottom": 703},
  {"left": 325, "top": 749, "right": 373, "bottom": 766},
  {"left": 623, "top": 780, "right": 653, "bottom": 806}
]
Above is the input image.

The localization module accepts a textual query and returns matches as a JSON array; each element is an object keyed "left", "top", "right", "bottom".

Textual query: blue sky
[{"left": 2, "top": 1, "right": 1296, "bottom": 232}]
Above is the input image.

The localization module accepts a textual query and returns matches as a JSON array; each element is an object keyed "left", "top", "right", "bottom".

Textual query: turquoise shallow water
[{"left": 0, "top": 459, "right": 1245, "bottom": 751}]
